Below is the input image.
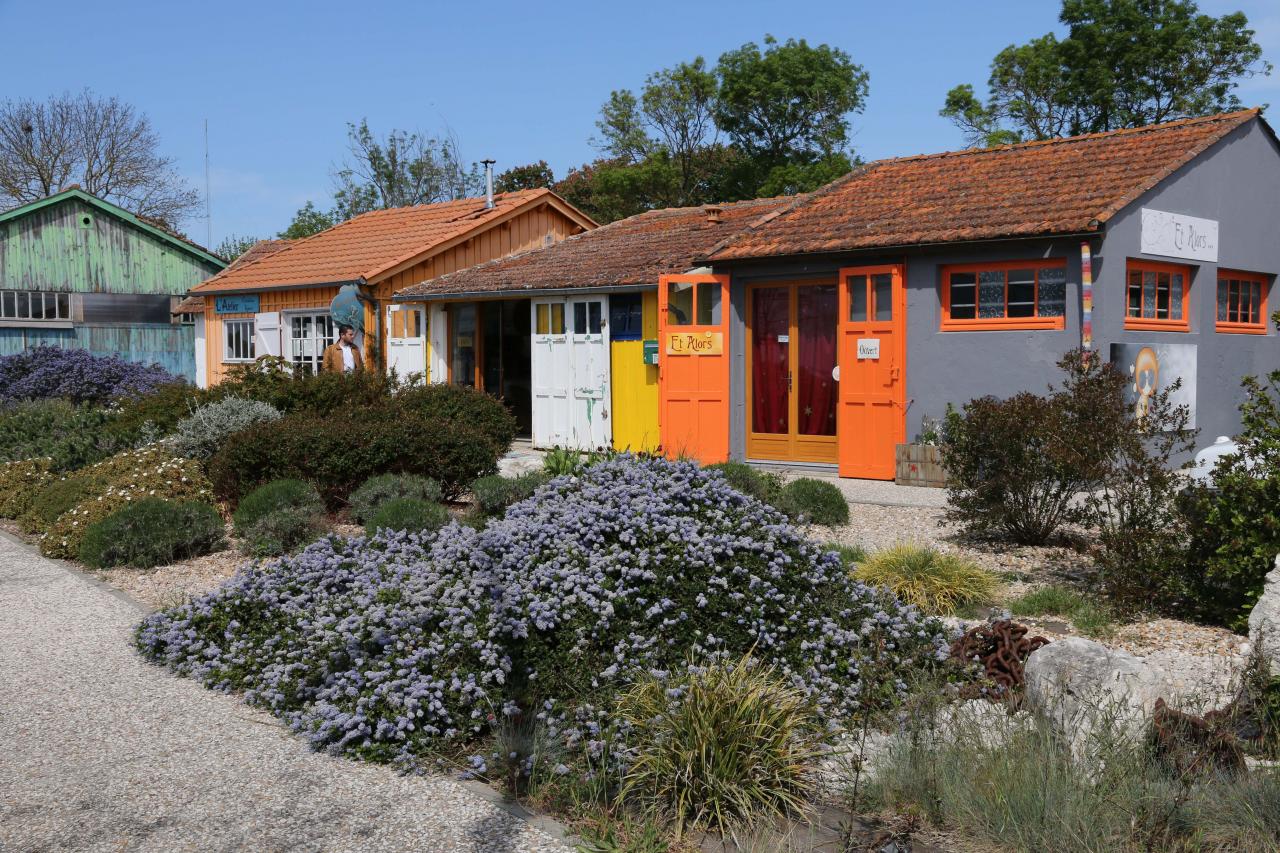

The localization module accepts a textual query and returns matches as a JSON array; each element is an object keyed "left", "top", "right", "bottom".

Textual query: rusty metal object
[
  {"left": 949, "top": 619, "right": 1049, "bottom": 693},
  {"left": 1149, "top": 698, "right": 1246, "bottom": 778}
]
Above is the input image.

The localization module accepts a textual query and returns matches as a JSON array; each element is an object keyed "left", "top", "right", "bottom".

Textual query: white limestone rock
[{"left": 1247, "top": 554, "right": 1280, "bottom": 673}]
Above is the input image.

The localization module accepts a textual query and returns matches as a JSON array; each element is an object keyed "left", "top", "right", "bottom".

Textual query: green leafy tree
[
  {"left": 943, "top": 0, "right": 1270, "bottom": 146},
  {"left": 214, "top": 233, "right": 262, "bottom": 261},
  {"left": 278, "top": 201, "right": 336, "bottom": 239},
  {"left": 494, "top": 161, "right": 555, "bottom": 193}
]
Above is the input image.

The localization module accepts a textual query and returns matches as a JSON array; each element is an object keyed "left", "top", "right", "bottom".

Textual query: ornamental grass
[{"left": 855, "top": 544, "right": 1000, "bottom": 616}]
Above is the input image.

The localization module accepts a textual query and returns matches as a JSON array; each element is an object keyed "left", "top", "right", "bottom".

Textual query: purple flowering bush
[
  {"left": 136, "top": 456, "right": 948, "bottom": 766},
  {"left": 0, "top": 346, "right": 179, "bottom": 405}
]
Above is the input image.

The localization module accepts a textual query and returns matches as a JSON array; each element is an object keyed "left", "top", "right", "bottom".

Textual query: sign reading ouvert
[{"left": 1140, "top": 208, "right": 1219, "bottom": 262}]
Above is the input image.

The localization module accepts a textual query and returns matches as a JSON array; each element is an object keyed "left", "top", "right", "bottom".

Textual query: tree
[
  {"left": 0, "top": 90, "right": 200, "bottom": 228},
  {"left": 942, "top": 0, "right": 1270, "bottom": 146},
  {"left": 495, "top": 161, "right": 555, "bottom": 193},
  {"left": 215, "top": 234, "right": 262, "bottom": 261},
  {"left": 278, "top": 201, "right": 336, "bottom": 239},
  {"left": 332, "top": 119, "right": 482, "bottom": 220}
]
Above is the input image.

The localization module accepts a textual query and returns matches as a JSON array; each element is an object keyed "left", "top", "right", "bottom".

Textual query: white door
[
  {"left": 386, "top": 304, "right": 427, "bottom": 380},
  {"left": 531, "top": 299, "right": 572, "bottom": 448},
  {"left": 569, "top": 296, "right": 611, "bottom": 450},
  {"left": 428, "top": 303, "right": 448, "bottom": 383}
]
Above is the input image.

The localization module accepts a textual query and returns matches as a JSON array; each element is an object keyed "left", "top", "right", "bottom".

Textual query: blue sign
[{"left": 215, "top": 295, "right": 260, "bottom": 314}]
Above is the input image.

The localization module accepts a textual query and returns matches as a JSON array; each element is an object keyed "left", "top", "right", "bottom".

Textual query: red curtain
[
  {"left": 751, "top": 288, "right": 789, "bottom": 434},
  {"left": 798, "top": 285, "right": 838, "bottom": 436}
]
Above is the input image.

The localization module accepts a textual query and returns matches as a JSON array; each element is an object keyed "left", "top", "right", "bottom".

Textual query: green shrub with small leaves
[
  {"left": 347, "top": 473, "right": 442, "bottom": 524},
  {"left": 777, "top": 477, "right": 848, "bottom": 526},
  {"left": 239, "top": 507, "right": 327, "bottom": 557},
  {"left": 19, "top": 471, "right": 105, "bottom": 533},
  {"left": 706, "top": 461, "right": 784, "bottom": 505},
  {"left": 618, "top": 655, "right": 824, "bottom": 834},
  {"left": 102, "top": 382, "right": 209, "bottom": 450},
  {"left": 232, "top": 479, "right": 324, "bottom": 536},
  {"left": 470, "top": 472, "right": 550, "bottom": 516},
  {"left": 856, "top": 544, "right": 1000, "bottom": 616},
  {"left": 79, "top": 498, "right": 225, "bottom": 569},
  {"left": 0, "top": 399, "right": 113, "bottom": 471},
  {"left": 0, "top": 458, "right": 56, "bottom": 519},
  {"left": 395, "top": 381, "right": 519, "bottom": 452},
  {"left": 365, "top": 497, "right": 450, "bottom": 536}
]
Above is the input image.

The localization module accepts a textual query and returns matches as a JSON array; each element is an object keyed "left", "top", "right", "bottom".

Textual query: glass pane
[
  {"left": 948, "top": 272, "right": 975, "bottom": 320},
  {"left": 696, "top": 283, "right": 721, "bottom": 326},
  {"left": 1006, "top": 269, "right": 1035, "bottom": 318},
  {"left": 550, "top": 303, "right": 564, "bottom": 334},
  {"left": 1252, "top": 281, "right": 1262, "bottom": 323},
  {"left": 751, "top": 287, "right": 789, "bottom": 435},
  {"left": 573, "top": 302, "right": 586, "bottom": 335},
  {"left": 609, "top": 293, "right": 643, "bottom": 341},
  {"left": 1, "top": 292, "right": 13, "bottom": 318},
  {"left": 30, "top": 292, "right": 45, "bottom": 320},
  {"left": 535, "top": 304, "right": 549, "bottom": 335},
  {"left": 848, "top": 274, "right": 868, "bottom": 321},
  {"left": 1217, "top": 280, "right": 1229, "bottom": 321},
  {"left": 451, "top": 304, "right": 477, "bottom": 387},
  {"left": 978, "top": 270, "right": 1005, "bottom": 319},
  {"left": 1142, "top": 271, "right": 1157, "bottom": 318},
  {"left": 1037, "top": 267, "right": 1066, "bottom": 317},
  {"left": 798, "top": 285, "right": 838, "bottom": 436},
  {"left": 667, "top": 281, "right": 694, "bottom": 326},
  {"left": 1238, "top": 280, "right": 1251, "bottom": 324},
  {"left": 1168, "top": 272, "right": 1183, "bottom": 319},
  {"left": 57, "top": 292, "right": 69, "bottom": 319},
  {"left": 588, "top": 301, "right": 602, "bottom": 334},
  {"left": 873, "top": 273, "right": 893, "bottom": 321}
]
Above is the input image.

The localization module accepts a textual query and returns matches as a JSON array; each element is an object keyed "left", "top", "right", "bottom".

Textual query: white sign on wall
[
  {"left": 856, "top": 338, "right": 881, "bottom": 360},
  {"left": 1140, "top": 208, "right": 1218, "bottom": 262}
]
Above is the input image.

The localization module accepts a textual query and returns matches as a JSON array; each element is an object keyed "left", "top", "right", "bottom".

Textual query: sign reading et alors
[
  {"left": 666, "top": 331, "right": 724, "bottom": 355},
  {"left": 1140, "top": 208, "right": 1218, "bottom": 263}
]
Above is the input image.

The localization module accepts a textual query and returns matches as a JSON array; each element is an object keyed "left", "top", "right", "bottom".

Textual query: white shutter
[
  {"left": 193, "top": 315, "right": 208, "bottom": 388},
  {"left": 254, "top": 311, "right": 282, "bottom": 358}
]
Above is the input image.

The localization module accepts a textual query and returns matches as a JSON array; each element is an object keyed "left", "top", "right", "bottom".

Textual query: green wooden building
[{"left": 0, "top": 187, "right": 226, "bottom": 381}]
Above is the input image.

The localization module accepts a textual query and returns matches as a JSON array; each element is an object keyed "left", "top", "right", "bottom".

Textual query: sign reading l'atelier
[
  {"left": 666, "top": 331, "right": 723, "bottom": 355},
  {"left": 214, "top": 294, "right": 260, "bottom": 314},
  {"left": 1140, "top": 208, "right": 1218, "bottom": 262}
]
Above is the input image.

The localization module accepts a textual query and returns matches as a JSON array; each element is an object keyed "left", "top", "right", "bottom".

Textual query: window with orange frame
[
  {"left": 940, "top": 259, "right": 1067, "bottom": 331},
  {"left": 1125, "top": 259, "right": 1191, "bottom": 331},
  {"left": 1216, "top": 269, "right": 1270, "bottom": 334}
]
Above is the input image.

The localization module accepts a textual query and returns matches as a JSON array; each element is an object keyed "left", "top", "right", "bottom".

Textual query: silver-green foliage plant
[
  {"left": 348, "top": 473, "right": 442, "bottom": 524},
  {"left": 172, "top": 396, "right": 281, "bottom": 460}
]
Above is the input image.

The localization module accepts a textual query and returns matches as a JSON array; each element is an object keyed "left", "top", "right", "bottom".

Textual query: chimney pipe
[
  {"left": 482, "top": 159, "right": 496, "bottom": 209},
  {"left": 703, "top": 203, "right": 723, "bottom": 224}
]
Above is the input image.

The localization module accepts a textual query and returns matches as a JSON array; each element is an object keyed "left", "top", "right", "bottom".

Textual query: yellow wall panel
[{"left": 611, "top": 289, "right": 660, "bottom": 452}]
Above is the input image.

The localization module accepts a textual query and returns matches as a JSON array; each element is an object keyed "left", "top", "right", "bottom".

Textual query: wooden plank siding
[{"left": 205, "top": 204, "right": 586, "bottom": 385}]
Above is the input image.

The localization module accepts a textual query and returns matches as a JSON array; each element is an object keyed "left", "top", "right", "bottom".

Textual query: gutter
[{"left": 392, "top": 283, "right": 654, "bottom": 303}]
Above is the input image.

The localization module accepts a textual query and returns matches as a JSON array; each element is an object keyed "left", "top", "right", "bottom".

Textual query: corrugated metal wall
[{"left": 0, "top": 324, "right": 196, "bottom": 380}]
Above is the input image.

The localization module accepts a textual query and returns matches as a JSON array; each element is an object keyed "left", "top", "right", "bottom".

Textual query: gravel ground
[
  {"left": 0, "top": 532, "right": 569, "bottom": 853},
  {"left": 97, "top": 548, "right": 246, "bottom": 610}
]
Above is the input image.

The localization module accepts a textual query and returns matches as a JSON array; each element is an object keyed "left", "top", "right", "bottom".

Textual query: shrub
[
  {"left": 40, "top": 447, "right": 213, "bottom": 560},
  {"left": 348, "top": 473, "right": 442, "bottom": 524},
  {"left": 0, "top": 345, "right": 177, "bottom": 405},
  {"left": 209, "top": 407, "right": 501, "bottom": 507},
  {"left": 470, "top": 472, "right": 549, "bottom": 516},
  {"left": 232, "top": 479, "right": 324, "bottom": 535},
  {"left": 618, "top": 655, "right": 823, "bottom": 834},
  {"left": 101, "top": 382, "right": 208, "bottom": 450},
  {"left": 365, "top": 497, "right": 449, "bottom": 536},
  {"left": 542, "top": 447, "right": 588, "bottom": 476},
  {"left": 79, "top": 499, "right": 225, "bottom": 569},
  {"left": 171, "top": 397, "right": 282, "bottom": 460},
  {"left": 216, "top": 361, "right": 393, "bottom": 415},
  {"left": 706, "top": 461, "right": 783, "bottom": 505},
  {"left": 0, "top": 458, "right": 56, "bottom": 518},
  {"left": 942, "top": 352, "right": 1135, "bottom": 545},
  {"left": 0, "top": 400, "right": 113, "bottom": 471},
  {"left": 777, "top": 477, "right": 848, "bottom": 526},
  {"left": 19, "top": 471, "right": 104, "bottom": 533},
  {"left": 396, "top": 382, "right": 519, "bottom": 452},
  {"left": 856, "top": 544, "right": 1000, "bottom": 616},
  {"left": 136, "top": 455, "right": 948, "bottom": 765},
  {"left": 239, "top": 507, "right": 327, "bottom": 557}
]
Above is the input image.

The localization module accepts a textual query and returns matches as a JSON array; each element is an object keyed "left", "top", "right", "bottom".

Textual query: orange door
[
  {"left": 658, "top": 273, "right": 731, "bottom": 463},
  {"left": 837, "top": 265, "right": 906, "bottom": 479}
]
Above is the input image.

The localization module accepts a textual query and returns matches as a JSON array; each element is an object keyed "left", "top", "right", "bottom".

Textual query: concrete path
[{"left": 0, "top": 533, "right": 569, "bottom": 853}]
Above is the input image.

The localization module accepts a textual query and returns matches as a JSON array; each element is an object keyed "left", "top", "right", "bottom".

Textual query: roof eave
[{"left": 190, "top": 279, "right": 362, "bottom": 296}]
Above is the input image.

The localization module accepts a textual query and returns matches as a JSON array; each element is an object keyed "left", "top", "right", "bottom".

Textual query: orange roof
[
  {"left": 397, "top": 197, "right": 791, "bottom": 298},
  {"left": 709, "top": 110, "right": 1262, "bottom": 261},
  {"left": 191, "top": 189, "right": 595, "bottom": 294}
]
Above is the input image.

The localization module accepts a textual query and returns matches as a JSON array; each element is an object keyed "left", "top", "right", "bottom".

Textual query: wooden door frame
[
  {"left": 836, "top": 263, "right": 908, "bottom": 479},
  {"left": 744, "top": 278, "right": 840, "bottom": 464}
]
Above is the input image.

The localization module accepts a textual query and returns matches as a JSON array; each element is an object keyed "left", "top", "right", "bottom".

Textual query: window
[
  {"left": 0, "top": 290, "right": 71, "bottom": 322},
  {"left": 534, "top": 302, "right": 565, "bottom": 335},
  {"left": 223, "top": 318, "right": 255, "bottom": 362},
  {"left": 1125, "top": 259, "right": 1190, "bottom": 331},
  {"left": 573, "top": 300, "right": 602, "bottom": 335},
  {"left": 609, "top": 293, "right": 644, "bottom": 341},
  {"left": 1216, "top": 270, "right": 1269, "bottom": 334},
  {"left": 667, "top": 280, "right": 721, "bottom": 326},
  {"left": 289, "top": 312, "right": 336, "bottom": 374},
  {"left": 941, "top": 260, "right": 1067, "bottom": 330}
]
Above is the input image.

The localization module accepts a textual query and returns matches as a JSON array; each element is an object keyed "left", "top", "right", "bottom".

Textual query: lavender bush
[
  {"left": 136, "top": 456, "right": 948, "bottom": 765},
  {"left": 0, "top": 346, "right": 177, "bottom": 405}
]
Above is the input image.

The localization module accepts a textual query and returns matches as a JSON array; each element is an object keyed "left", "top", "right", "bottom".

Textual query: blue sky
[{"left": 3, "top": 0, "right": 1277, "bottom": 248}]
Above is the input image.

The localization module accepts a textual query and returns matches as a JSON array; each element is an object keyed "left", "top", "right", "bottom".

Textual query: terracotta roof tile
[
  {"left": 171, "top": 295, "right": 205, "bottom": 314},
  {"left": 396, "top": 197, "right": 792, "bottom": 298},
  {"left": 708, "top": 110, "right": 1260, "bottom": 261},
  {"left": 191, "top": 190, "right": 588, "bottom": 294}
]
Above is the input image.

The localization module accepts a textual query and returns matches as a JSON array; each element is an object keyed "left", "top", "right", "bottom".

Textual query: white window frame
[
  {"left": 0, "top": 290, "right": 72, "bottom": 321},
  {"left": 288, "top": 311, "right": 338, "bottom": 375},
  {"left": 223, "top": 318, "right": 256, "bottom": 363}
]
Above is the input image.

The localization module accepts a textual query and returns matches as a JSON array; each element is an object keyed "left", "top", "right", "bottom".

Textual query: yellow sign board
[{"left": 666, "top": 331, "right": 724, "bottom": 355}]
